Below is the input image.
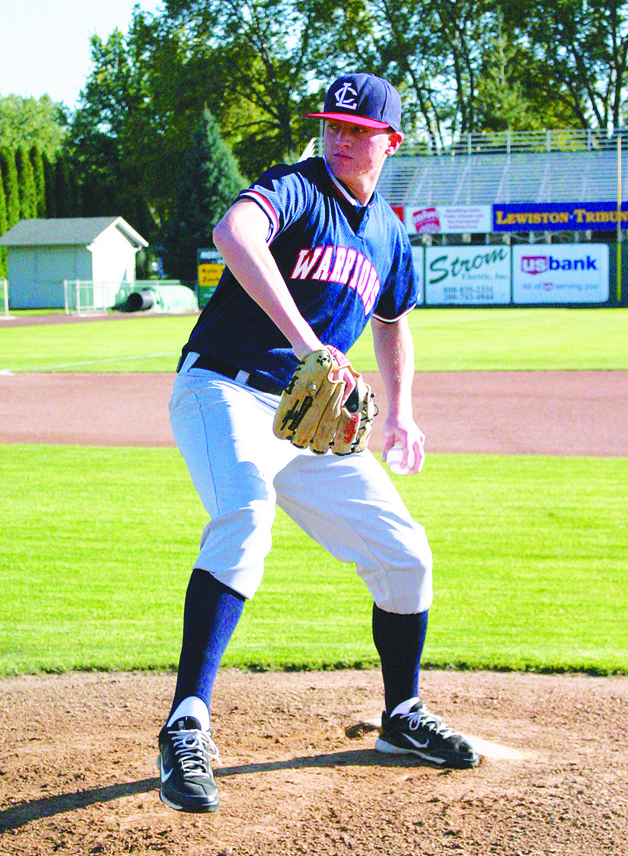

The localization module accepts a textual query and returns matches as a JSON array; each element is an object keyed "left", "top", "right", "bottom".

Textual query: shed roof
[{"left": 0, "top": 217, "right": 148, "bottom": 248}]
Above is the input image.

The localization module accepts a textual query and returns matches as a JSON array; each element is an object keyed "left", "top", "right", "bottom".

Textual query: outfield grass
[
  {"left": 1, "top": 307, "right": 627, "bottom": 373},
  {"left": 349, "top": 306, "right": 628, "bottom": 371},
  {"left": 0, "top": 314, "right": 197, "bottom": 373},
  {"left": 2, "top": 307, "right": 625, "bottom": 677},
  {"left": 1, "top": 445, "right": 626, "bottom": 676}
]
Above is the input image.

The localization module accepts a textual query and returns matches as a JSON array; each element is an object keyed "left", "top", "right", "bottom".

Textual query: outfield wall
[
  {"left": 196, "top": 239, "right": 627, "bottom": 312},
  {"left": 410, "top": 243, "right": 627, "bottom": 307}
]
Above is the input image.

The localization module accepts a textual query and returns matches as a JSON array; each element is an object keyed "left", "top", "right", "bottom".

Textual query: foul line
[{"left": 4, "top": 352, "right": 179, "bottom": 372}]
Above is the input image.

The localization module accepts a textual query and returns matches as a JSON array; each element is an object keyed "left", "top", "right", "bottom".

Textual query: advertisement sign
[
  {"left": 197, "top": 248, "right": 225, "bottom": 307},
  {"left": 198, "top": 248, "right": 224, "bottom": 286},
  {"left": 425, "top": 246, "right": 511, "bottom": 305},
  {"left": 198, "top": 264, "right": 223, "bottom": 287},
  {"left": 513, "top": 244, "right": 609, "bottom": 304},
  {"left": 406, "top": 205, "right": 492, "bottom": 235},
  {"left": 493, "top": 202, "right": 627, "bottom": 232}
]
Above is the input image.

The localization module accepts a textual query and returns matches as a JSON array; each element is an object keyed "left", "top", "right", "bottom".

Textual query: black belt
[{"left": 181, "top": 353, "right": 284, "bottom": 397}]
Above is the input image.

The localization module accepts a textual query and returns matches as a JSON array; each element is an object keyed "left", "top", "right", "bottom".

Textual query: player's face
[{"left": 324, "top": 120, "right": 403, "bottom": 204}]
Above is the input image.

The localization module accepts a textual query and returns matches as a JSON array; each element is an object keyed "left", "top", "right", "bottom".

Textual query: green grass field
[
  {"left": 1, "top": 445, "right": 626, "bottom": 676},
  {"left": 2, "top": 307, "right": 627, "bottom": 372},
  {"left": 1, "top": 307, "right": 626, "bottom": 677}
]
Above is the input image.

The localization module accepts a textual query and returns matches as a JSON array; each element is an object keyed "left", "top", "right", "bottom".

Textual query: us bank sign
[{"left": 513, "top": 244, "right": 609, "bottom": 303}]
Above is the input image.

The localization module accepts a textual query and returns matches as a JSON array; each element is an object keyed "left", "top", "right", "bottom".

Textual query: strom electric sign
[{"left": 424, "top": 245, "right": 511, "bottom": 305}]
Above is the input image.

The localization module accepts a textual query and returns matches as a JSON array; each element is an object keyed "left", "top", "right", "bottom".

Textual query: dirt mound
[{"left": 1, "top": 669, "right": 626, "bottom": 855}]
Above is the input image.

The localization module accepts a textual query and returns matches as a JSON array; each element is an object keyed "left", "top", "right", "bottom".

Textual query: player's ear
[{"left": 385, "top": 130, "right": 404, "bottom": 157}]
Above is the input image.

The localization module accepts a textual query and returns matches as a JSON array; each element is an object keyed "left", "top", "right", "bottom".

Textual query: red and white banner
[{"left": 405, "top": 206, "right": 492, "bottom": 235}]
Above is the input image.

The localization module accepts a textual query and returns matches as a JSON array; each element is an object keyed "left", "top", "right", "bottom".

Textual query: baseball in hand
[{"left": 386, "top": 444, "right": 415, "bottom": 475}]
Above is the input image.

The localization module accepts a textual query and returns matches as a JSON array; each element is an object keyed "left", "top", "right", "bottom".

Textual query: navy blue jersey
[{"left": 183, "top": 157, "right": 418, "bottom": 388}]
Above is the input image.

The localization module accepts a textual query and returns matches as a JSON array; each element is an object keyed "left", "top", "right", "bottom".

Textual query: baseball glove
[{"left": 273, "top": 348, "right": 377, "bottom": 455}]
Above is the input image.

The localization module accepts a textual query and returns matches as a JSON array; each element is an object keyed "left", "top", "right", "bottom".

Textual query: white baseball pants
[{"left": 169, "top": 359, "right": 433, "bottom": 614}]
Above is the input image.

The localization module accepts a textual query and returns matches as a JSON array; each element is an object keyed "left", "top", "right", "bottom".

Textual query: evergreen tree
[
  {"left": 0, "top": 149, "right": 20, "bottom": 228},
  {"left": 42, "top": 153, "right": 56, "bottom": 218},
  {"left": 0, "top": 176, "right": 8, "bottom": 278},
  {"left": 54, "top": 155, "right": 79, "bottom": 217},
  {"left": 15, "top": 145, "right": 37, "bottom": 219},
  {"left": 160, "top": 109, "right": 245, "bottom": 282},
  {"left": 78, "top": 172, "right": 105, "bottom": 217},
  {"left": 29, "top": 144, "right": 47, "bottom": 217},
  {"left": 54, "top": 157, "right": 71, "bottom": 217}
]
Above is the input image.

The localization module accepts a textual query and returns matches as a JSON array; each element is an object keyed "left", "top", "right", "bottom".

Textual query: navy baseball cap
[{"left": 305, "top": 73, "right": 402, "bottom": 131}]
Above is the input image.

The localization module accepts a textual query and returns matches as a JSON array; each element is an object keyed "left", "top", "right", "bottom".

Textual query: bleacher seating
[{"left": 303, "top": 129, "right": 626, "bottom": 207}]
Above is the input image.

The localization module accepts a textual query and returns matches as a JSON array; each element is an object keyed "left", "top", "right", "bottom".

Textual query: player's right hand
[{"left": 382, "top": 421, "right": 426, "bottom": 474}]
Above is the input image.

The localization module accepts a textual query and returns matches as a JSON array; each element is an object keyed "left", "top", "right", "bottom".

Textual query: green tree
[
  {"left": 42, "top": 153, "right": 56, "bottom": 218},
  {"left": 15, "top": 145, "right": 37, "bottom": 219},
  {"left": 29, "top": 144, "right": 46, "bottom": 217},
  {"left": 162, "top": 0, "right": 341, "bottom": 170},
  {"left": 67, "top": 28, "right": 147, "bottom": 224},
  {"left": 160, "top": 108, "right": 245, "bottom": 281},
  {"left": 0, "top": 149, "right": 20, "bottom": 228},
  {"left": 474, "top": 10, "right": 578, "bottom": 132},
  {"left": 54, "top": 155, "right": 79, "bottom": 217},
  {"left": 68, "top": 17, "right": 217, "bottom": 239},
  {"left": 0, "top": 95, "right": 68, "bottom": 159},
  {"left": 501, "top": 0, "right": 628, "bottom": 130},
  {"left": 356, "top": 0, "right": 598, "bottom": 141},
  {"left": 363, "top": 0, "right": 531, "bottom": 142},
  {"left": 0, "top": 175, "right": 8, "bottom": 278},
  {"left": 362, "top": 0, "right": 455, "bottom": 147}
]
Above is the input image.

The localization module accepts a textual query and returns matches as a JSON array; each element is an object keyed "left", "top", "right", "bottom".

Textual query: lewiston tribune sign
[{"left": 492, "top": 202, "right": 627, "bottom": 232}]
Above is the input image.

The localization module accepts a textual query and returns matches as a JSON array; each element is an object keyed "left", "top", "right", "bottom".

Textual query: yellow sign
[{"left": 198, "top": 263, "right": 224, "bottom": 287}]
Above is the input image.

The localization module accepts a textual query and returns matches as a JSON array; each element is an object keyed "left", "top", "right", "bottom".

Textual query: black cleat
[
  {"left": 158, "top": 716, "right": 220, "bottom": 812},
  {"left": 375, "top": 701, "right": 479, "bottom": 769}
]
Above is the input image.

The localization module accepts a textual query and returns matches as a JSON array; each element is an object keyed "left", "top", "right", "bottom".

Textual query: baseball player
[{"left": 158, "top": 72, "right": 479, "bottom": 814}]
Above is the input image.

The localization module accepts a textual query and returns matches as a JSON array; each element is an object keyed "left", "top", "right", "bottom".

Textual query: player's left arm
[{"left": 371, "top": 314, "right": 426, "bottom": 474}]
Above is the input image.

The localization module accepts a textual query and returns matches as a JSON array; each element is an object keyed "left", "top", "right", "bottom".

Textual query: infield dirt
[{"left": 1, "top": 669, "right": 626, "bottom": 856}]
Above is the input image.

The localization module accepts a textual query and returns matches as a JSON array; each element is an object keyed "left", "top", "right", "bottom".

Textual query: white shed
[{"left": 0, "top": 217, "right": 149, "bottom": 309}]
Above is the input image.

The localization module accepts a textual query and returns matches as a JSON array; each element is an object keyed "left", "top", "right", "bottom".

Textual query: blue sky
[{"left": 0, "top": 0, "right": 163, "bottom": 110}]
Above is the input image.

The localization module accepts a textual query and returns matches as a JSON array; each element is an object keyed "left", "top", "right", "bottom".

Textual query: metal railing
[
  {"left": 63, "top": 279, "right": 187, "bottom": 315},
  {"left": 1, "top": 279, "right": 8, "bottom": 318},
  {"left": 404, "top": 128, "right": 628, "bottom": 157},
  {"left": 303, "top": 128, "right": 626, "bottom": 207},
  {"left": 305, "top": 127, "right": 628, "bottom": 158}
]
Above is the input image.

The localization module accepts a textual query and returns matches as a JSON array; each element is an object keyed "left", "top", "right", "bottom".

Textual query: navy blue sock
[
  {"left": 169, "top": 568, "right": 246, "bottom": 719},
  {"left": 372, "top": 604, "right": 429, "bottom": 714}
]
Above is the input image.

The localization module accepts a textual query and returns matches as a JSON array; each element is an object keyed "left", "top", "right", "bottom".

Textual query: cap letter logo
[{"left": 334, "top": 82, "right": 358, "bottom": 110}]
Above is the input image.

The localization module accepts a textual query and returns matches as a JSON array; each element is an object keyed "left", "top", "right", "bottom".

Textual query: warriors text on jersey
[{"left": 182, "top": 156, "right": 419, "bottom": 388}]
